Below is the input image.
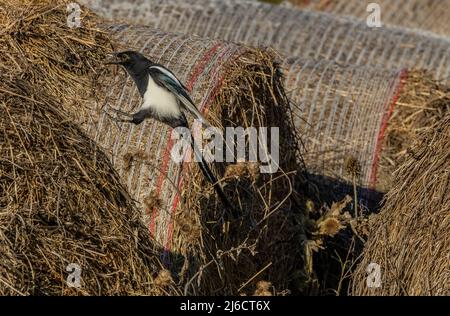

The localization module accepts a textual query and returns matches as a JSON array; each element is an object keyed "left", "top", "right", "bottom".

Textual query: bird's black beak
[{"left": 104, "top": 53, "right": 124, "bottom": 65}]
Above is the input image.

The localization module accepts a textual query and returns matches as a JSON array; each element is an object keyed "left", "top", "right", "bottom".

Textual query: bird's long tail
[{"left": 190, "top": 135, "right": 238, "bottom": 219}]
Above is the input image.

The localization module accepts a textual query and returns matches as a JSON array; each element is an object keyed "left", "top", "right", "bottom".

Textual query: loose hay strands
[
  {"left": 90, "top": 23, "right": 306, "bottom": 295},
  {"left": 0, "top": 79, "right": 181, "bottom": 295},
  {"left": 0, "top": 0, "right": 182, "bottom": 296},
  {"left": 0, "top": 0, "right": 112, "bottom": 129},
  {"left": 376, "top": 70, "right": 450, "bottom": 191},
  {"left": 349, "top": 113, "right": 450, "bottom": 296},
  {"left": 295, "top": 0, "right": 450, "bottom": 38},
  {"left": 80, "top": 0, "right": 450, "bottom": 82}
]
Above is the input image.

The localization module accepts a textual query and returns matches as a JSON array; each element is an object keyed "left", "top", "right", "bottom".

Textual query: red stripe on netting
[
  {"left": 164, "top": 47, "right": 242, "bottom": 252},
  {"left": 368, "top": 69, "right": 409, "bottom": 188},
  {"left": 148, "top": 137, "right": 174, "bottom": 236},
  {"left": 186, "top": 43, "right": 223, "bottom": 92},
  {"left": 164, "top": 74, "right": 227, "bottom": 251},
  {"left": 148, "top": 43, "right": 223, "bottom": 238}
]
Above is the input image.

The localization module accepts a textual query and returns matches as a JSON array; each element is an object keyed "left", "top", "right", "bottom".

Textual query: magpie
[{"left": 106, "top": 51, "right": 237, "bottom": 219}]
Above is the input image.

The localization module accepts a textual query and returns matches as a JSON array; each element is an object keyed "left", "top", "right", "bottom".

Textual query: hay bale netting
[
  {"left": 284, "top": 58, "right": 450, "bottom": 204},
  {"left": 87, "top": 24, "right": 305, "bottom": 295},
  {"left": 294, "top": 0, "right": 450, "bottom": 38},
  {"left": 80, "top": 0, "right": 450, "bottom": 82},
  {"left": 349, "top": 114, "right": 450, "bottom": 296},
  {"left": 0, "top": 79, "right": 180, "bottom": 295},
  {"left": 283, "top": 58, "right": 405, "bottom": 207}
]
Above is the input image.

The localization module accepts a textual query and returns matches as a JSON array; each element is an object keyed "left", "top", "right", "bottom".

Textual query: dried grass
[
  {"left": 350, "top": 113, "right": 450, "bottom": 295},
  {"left": 0, "top": 0, "right": 183, "bottom": 296},
  {"left": 177, "top": 49, "right": 309, "bottom": 295},
  {"left": 376, "top": 70, "right": 450, "bottom": 191},
  {"left": 0, "top": 78, "right": 181, "bottom": 295},
  {"left": 0, "top": 0, "right": 113, "bottom": 128}
]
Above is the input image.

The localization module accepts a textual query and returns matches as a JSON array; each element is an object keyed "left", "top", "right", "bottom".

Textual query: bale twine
[
  {"left": 80, "top": 0, "right": 450, "bottom": 82},
  {"left": 293, "top": 0, "right": 450, "bottom": 38},
  {"left": 349, "top": 114, "right": 450, "bottom": 296},
  {"left": 88, "top": 23, "right": 305, "bottom": 295},
  {"left": 0, "top": 78, "right": 180, "bottom": 295}
]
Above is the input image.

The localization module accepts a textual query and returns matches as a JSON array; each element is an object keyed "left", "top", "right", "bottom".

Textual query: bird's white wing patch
[
  {"left": 150, "top": 65, "right": 211, "bottom": 127},
  {"left": 140, "top": 75, "right": 181, "bottom": 118}
]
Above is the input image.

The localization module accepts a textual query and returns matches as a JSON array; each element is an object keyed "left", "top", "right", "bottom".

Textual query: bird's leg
[
  {"left": 107, "top": 107, "right": 135, "bottom": 124},
  {"left": 117, "top": 118, "right": 133, "bottom": 123}
]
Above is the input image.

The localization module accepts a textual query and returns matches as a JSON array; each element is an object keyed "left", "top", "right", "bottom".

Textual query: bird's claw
[
  {"left": 109, "top": 107, "right": 132, "bottom": 117},
  {"left": 115, "top": 118, "right": 133, "bottom": 123}
]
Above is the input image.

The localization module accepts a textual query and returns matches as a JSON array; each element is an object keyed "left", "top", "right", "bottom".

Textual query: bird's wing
[{"left": 148, "top": 65, "right": 211, "bottom": 127}]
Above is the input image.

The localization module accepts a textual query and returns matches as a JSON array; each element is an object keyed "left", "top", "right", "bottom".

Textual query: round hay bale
[
  {"left": 284, "top": 60, "right": 449, "bottom": 209},
  {"left": 88, "top": 23, "right": 305, "bottom": 295},
  {"left": 80, "top": 0, "right": 450, "bottom": 82},
  {"left": 282, "top": 62, "right": 448, "bottom": 295},
  {"left": 293, "top": 0, "right": 450, "bottom": 38},
  {"left": 0, "top": 79, "right": 180, "bottom": 295},
  {"left": 349, "top": 113, "right": 450, "bottom": 296},
  {"left": 376, "top": 70, "right": 450, "bottom": 191},
  {"left": 284, "top": 57, "right": 404, "bottom": 208}
]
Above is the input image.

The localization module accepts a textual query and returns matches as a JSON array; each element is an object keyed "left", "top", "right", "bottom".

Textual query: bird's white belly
[{"left": 140, "top": 76, "right": 181, "bottom": 118}]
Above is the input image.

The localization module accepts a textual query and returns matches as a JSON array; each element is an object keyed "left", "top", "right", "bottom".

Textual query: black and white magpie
[{"left": 106, "top": 51, "right": 237, "bottom": 218}]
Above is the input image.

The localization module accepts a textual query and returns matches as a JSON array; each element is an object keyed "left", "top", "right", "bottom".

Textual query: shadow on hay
[
  {"left": 163, "top": 171, "right": 385, "bottom": 295},
  {"left": 303, "top": 173, "right": 385, "bottom": 213},
  {"left": 350, "top": 114, "right": 450, "bottom": 296},
  {"left": 295, "top": 172, "right": 386, "bottom": 295}
]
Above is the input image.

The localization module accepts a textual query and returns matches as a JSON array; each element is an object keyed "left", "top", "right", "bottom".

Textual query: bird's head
[{"left": 106, "top": 51, "right": 152, "bottom": 75}]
